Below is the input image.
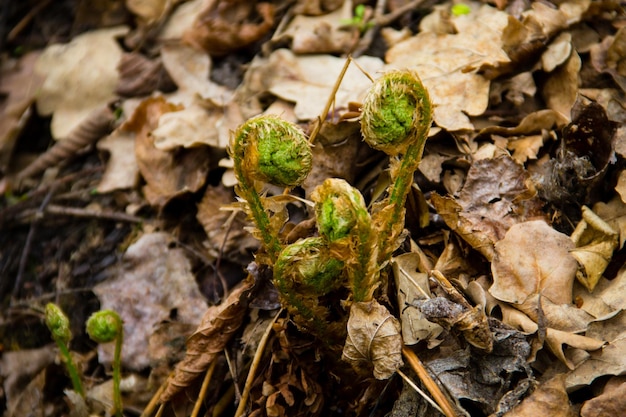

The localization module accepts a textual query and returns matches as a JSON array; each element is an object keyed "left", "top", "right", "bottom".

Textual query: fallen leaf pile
[{"left": 1, "top": 0, "right": 626, "bottom": 416}]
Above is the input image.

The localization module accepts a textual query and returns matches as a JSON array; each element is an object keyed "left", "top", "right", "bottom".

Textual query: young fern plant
[
  {"left": 45, "top": 303, "right": 85, "bottom": 397},
  {"left": 230, "top": 115, "right": 313, "bottom": 263},
  {"left": 86, "top": 310, "right": 124, "bottom": 417},
  {"left": 274, "top": 178, "right": 378, "bottom": 341},
  {"left": 361, "top": 69, "right": 433, "bottom": 265}
]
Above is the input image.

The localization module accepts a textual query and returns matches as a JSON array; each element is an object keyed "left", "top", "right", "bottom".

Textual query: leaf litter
[{"left": 2, "top": 1, "right": 626, "bottom": 416}]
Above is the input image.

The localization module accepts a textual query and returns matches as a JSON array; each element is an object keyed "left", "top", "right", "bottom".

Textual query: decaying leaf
[
  {"left": 160, "top": 278, "right": 254, "bottom": 402},
  {"left": 431, "top": 156, "right": 545, "bottom": 260},
  {"left": 93, "top": 232, "right": 209, "bottom": 370},
  {"left": 594, "top": 196, "right": 626, "bottom": 249},
  {"left": 570, "top": 206, "right": 618, "bottom": 292},
  {"left": 265, "top": 49, "right": 383, "bottom": 121},
  {"left": 34, "top": 26, "right": 127, "bottom": 139},
  {"left": 342, "top": 300, "right": 403, "bottom": 380},
  {"left": 504, "top": 374, "right": 576, "bottom": 417},
  {"left": 196, "top": 184, "right": 260, "bottom": 263},
  {"left": 490, "top": 220, "right": 578, "bottom": 305}
]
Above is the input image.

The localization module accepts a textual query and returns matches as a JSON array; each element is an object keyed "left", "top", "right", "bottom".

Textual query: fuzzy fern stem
[
  {"left": 360, "top": 69, "right": 432, "bottom": 264},
  {"left": 230, "top": 115, "right": 312, "bottom": 262},
  {"left": 45, "top": 303, "right": 85, "bottom": 397}
]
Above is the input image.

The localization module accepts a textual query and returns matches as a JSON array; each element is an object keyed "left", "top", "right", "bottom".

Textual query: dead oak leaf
[
  {"left": 342, "top": 300, "right": 403, "bottom": 380},
  {"left": 386, "top": 4, "right": 510, "bottom": 130},
  {"left": 505, "top": 374, "right": 576, "bottom": 417},
  {"left": 491, "top": 220, "right": 578, "bottom": 306}
]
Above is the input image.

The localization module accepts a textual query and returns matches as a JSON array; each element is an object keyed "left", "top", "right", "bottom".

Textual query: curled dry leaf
[
  {"left": 490, "top": 220, "right": 578, "bottom": 306},
  {"left": 160, "top": 279, "right": 254, "bottom": 403},
  {"left": 570, "top": 206, "right": 618, "bottom": 292},
  {"left": 126, "top": 96, "right": 210, "bottom": 207},
  {"left": 342, "top": 300, "right": 403, "bottom": 380}
]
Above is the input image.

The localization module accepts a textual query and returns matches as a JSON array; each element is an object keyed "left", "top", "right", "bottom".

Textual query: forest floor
[{"left": 1, "top": 1, "right": 626, "bottom": 416}]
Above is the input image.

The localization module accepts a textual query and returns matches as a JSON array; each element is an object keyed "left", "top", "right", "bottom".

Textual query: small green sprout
[
  {"left": 341, "top": 4, "right": 375, "bottom": 33},
  {"left": 451, "top": 3, "right": 472, "bottom": 16},
  {"left": 45, "top": 303, "right": 85, "bottom": 397},
  {"left": 87, "top": 310, "right": 124, "bottom": 417}
]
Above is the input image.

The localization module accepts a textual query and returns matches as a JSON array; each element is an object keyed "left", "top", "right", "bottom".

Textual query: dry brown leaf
[
  {"left": 160, "top": 44, "right": 233, "bottom": 105},
  {"left": 580, "top": 376, "right": 626, "bottom": 417},
  {"left": 506, "top": 135, "right": 544, "bottom": 164},
  {"left": 570, "top": 206, "right": 618, "bottom": 292},
  {"left": 96, "top": 129, "right": 139, "bottom": 193},
  {"left": 34, "top": 26, "right": 127, "bottom": 139},
  {"left": 542, "top": 49, "right": 581, "bottom": 121},
  {"left": 0, "top": 346, "right": 56, "bottom": 417},
  {"left": 272, "top": 0, "right": 358, "bottom": 54},
  {"left": 594, "top": 196, "right": 626, "bottom": 249},
  {"left": 490, "top": 220, "right": 578, "bottom": 305},
  {"left": 182, "top": 1, "right": 275, "bottom": 56},
  {"left": 544, "top": 328, "right": 605, "bottom": 370},
  {"left": 431, "top": 156, "right": 545, "bottom": 261},
  {"left": 115, "top": 52, "right": 175, "bottom": 97},
  {"left": 160, "top": 278, "right": 254, "bottom": 402},
  {"left": 386, "top": 4, "right": 510, "bottom": 130},
  {"left": 262, "top": 49, "right": 383, "bottom": 121},
  {"left": 566, "top": 310, "right": 626, "bottom": 389},
  {"left": 504, "top": 374, "right": 576, "bottom": 417},
  {"left": 0, "top": 52, "right": 43, "bottom": 172},
  {"left": 93, "top": 232, "right": 208, "bottom": 370},
  {"left": 342, "top": 300, "right": 403, "bottom": 380},
  {"left": 126, "top": 96, "right": 210, "bottom": 207},
  {"left": 542, "top": 32, "right": 573, "bottom": 73},
  {"left": 196, "top": 184, "right": 260, "bottom": 262}
]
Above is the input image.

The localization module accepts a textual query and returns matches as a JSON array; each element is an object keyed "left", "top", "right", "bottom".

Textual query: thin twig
[
  {"left": 140, "top": 373, "right": 171, "bottom": 417},
  {"left": 16, "top": 204, "right": 145, "bottom": 224},
  {"left": 234, "top": 309, "right": 283, "bottom": 417},
  {"left": 12, "top": 187, "right": 55, "bottom": 304},
  {"left": 191, "top": 361, "right": 217, "bottom": 417},
  {"left": 402, "top": 346, "right": 459, "bottom": 417},
  {"left": 396, "top": 369, "right": 444, "bottom": 414}
]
